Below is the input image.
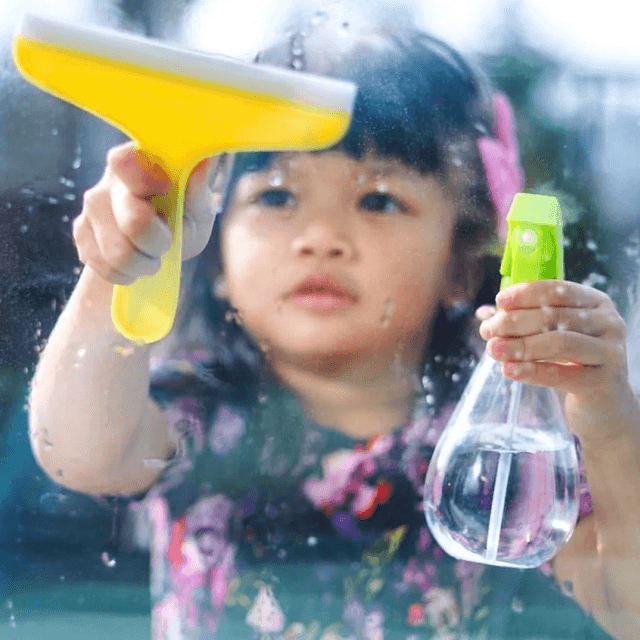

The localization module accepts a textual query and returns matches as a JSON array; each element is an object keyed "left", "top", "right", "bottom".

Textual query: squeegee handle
[{"left": 111, "top": 168, "right": 186, "bottom": 344}]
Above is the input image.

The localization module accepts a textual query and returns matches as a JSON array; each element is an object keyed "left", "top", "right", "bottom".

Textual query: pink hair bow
[{"left": 477, "top": 92, "right": 525, "bottom": 242}]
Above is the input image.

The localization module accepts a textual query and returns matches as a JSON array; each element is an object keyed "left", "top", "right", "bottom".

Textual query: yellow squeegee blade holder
[{"left": 13, "top": 13, "right": 356, "bottom": 344}]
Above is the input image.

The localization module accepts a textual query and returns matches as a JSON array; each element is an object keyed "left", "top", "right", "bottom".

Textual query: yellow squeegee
[{"left": 13, "top": 13, "right": 356, "bottom": 344}]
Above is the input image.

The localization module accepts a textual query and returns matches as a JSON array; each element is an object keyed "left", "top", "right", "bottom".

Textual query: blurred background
[{"left": 0, "top": 0, "right": 639, "bottom": 637}]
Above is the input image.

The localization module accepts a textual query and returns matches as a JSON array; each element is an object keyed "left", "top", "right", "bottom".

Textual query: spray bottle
[{"left": 423, "top": 193, "right": 580, "bottom": 568}]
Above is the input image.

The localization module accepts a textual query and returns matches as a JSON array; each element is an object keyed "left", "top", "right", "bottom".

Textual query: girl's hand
[
  {"left": 72, "top": 141, "right": 217, "bottom": 285},
  {"left": 476, "top": 280, "right": 635, "bottom": 444}
]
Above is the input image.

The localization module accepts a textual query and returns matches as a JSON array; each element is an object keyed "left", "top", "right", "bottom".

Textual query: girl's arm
[
  {"left": 552, "top": 418, "right": 640, "bottom": 640},
  {"left": 29, "top": 266, "right": 174, "bottom": 496},
  {"left": 478, "top": 281, "right": 640, "bottom": 640},
  {"left": 29, "top": 142, "right": 215, "bottom": 496}
]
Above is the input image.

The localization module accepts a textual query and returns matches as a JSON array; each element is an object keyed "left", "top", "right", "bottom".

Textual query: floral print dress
[{"left": 133, "top": 382, "right": 597, "bottom": 640}]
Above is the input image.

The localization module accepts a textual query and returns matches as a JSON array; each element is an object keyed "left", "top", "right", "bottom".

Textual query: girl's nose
[{"left": 291, "top": 222, "right": 355, "bottom": 260}]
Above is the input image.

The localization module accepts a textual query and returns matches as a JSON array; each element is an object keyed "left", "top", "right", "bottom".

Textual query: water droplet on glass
[
  {"left": 311, "top": 10, "right": 327, "bottom": 25},
  {"left": 510, "top": 597, "right": 523, "bottom": 613},
  {"left": 51, "top": 127, "right": 58, "bottom": 136},
  {"left": 277, "top": 548, "right": 287, "bottom": 559},
  {"left": 5, "top": 599, "right": 13, "bottom": 610},
  {"left": 48, "top": 197, "right": 59, "bottom": 205},
  {"left": 20, "top": 224, "right": 28, "bottom": 234},
  {"left": 376, "top": 182, "right": 388, "bottom": 193},
  {"left": 77, "top": 347, "right": 86, "bottom": 358},
  {"left": 269, "top": 172, "right": 284, "bottom": 187},
  {"left": 557, "top": 321, "right": 568, "bottom": 332},
  {"left": 64, "top": 193, "right": 76, "bottom": 201},
  {"left": 72, "top": 157, "right": 81, "bottom": 170},
  {"left": 114, "top": 345, "right": 135, "bottom": 357},
  {"left": 39, "top": 491, "right": 67, "bottom": 512},
  {"left": 292, "top": 58, "right": 303, "bottom": 70},
  {"left": 581, "top": 272, "right": 607, "bottom": 287},
  {"left": 20, "top": 188, "right": 34, "bottom": 196},
  {"left": 586, "top": 239, "right": 598, "bottom": 251},
  {"left": 307, "top": 536, "right": 318, "bottom": 546},
  {"left": 340, "top": 21, "right": 350, "bottom": 36},
  {"left": 9, "top": 614, "right": 16, "bottom": 629},
  {"left": 426, "top": 394, "right": 435, "bottom": 405},
  {"left": 356, "top": 173, "right": 367, "bottom": 185},
  {"left": 59, "top": 575, "right": 65, "bottom": 582},
  {"left": 380, "top": 298, "right": 395, "bottom": 328},
  {"left": 555, "top": 284, "right": 567, "bottom": 295},
  {"left": 257, "top": 391, "right": 268, "bottom": 404},
  {"left": 62, "top": 215, "right": 69, "bottom": 223},
  {"left": 451, "top": 372, "right": 461, "bottom": 382},
  {"left": 100, "top": 551, "right": 117, "bottom": 568},
  {"left": 143, "top": 458, "right": 168, "bottom": 469},
  {"left": 521, "top": 230, "right": 535, "bottom": 244}
]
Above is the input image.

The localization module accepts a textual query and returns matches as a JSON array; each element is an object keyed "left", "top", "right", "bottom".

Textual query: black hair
[{"left": 150, "top": 25, "right": 503, "bottom": 417}]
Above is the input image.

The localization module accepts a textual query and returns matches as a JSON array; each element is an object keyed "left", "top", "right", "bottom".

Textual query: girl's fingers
[
  {"left": 107, "top": 142, "right": 171, "bottom": 198},
  {"left": 72, "top": 215, "right": 136, "bottom": 285},
  {"left": 110, "top": 180, "right": 173, "bottom": 258},
  {"left": 185, "top": 157, "right": 214, "bottom": 200},
  {"left": 79, "top": 184, "right": 162, "bottom": 280},
  {"left": 495, "top": 279, "right": 610, "bottom": 312},
  {"left": 487, "top": 331, "right": 623, "bottom": 367},
  {"left": 475, "top": 305, "right": 496, "bottom": 321},
  {"left": 182, "top": 157, "right": 219, "bottom": 261},
  {"left": 480, "top": 305, "right": 625, "bottom": 341},
  {"left": 500, "top": 360, "right": 605, "bottom": 394},
  {"left": 90, "top": 205, "right": 161, "bottom": 279}
]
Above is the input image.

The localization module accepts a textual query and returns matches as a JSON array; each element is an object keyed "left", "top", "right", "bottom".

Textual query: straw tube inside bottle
[{"left": 485, "top": 380, "right": 522, "bottom": 561}]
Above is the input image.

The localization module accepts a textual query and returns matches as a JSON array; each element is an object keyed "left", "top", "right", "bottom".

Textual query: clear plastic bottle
[{"left": 423, "top": 352, "right": 579, "bottom": 568}]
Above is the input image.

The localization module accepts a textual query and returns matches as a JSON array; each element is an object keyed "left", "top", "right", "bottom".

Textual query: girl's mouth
[{"left": 288, "top": 275, "right": 356, "bottom": 312}]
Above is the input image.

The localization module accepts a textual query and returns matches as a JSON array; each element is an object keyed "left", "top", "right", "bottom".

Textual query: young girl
[{"left": 28, "top": 14, "right": 640, "bottom": 640}]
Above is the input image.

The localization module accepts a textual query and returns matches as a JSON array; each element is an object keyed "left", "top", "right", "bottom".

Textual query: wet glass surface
[{"left": 1, "top": 1, "right": 639, "bottom": 638}]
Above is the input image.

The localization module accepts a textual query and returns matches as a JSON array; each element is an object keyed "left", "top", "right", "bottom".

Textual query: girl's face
[{"left": 220, "top": 151, "right": 458, "bottom": 374}]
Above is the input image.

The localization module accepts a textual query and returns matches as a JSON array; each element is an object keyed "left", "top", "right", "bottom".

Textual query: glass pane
[{"left": 1, "top": 2, "right": 638, "bottom": 639}]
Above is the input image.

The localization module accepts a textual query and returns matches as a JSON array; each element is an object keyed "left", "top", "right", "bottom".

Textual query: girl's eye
[
  {"left": 255, "top": 189, "right": 296, "bottom": 208},
  {"left": 359, "top": 192, "right": 406, "bottom": 214}
]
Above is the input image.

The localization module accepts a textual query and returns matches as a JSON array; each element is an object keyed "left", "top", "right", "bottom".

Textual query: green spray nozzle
[{"left": 499, "top": 193, "right": 564, "bottom": 291}]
